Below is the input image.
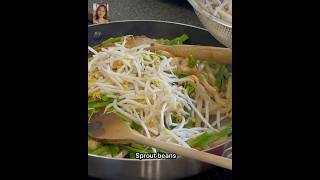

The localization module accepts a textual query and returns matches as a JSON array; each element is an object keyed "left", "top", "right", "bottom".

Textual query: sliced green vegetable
[
  {"left": 93, "top": 36, "right": 122, "bottom": 49},
  {"left": 215, "top": 64, "right": 230, "bottom": 92},
  {"left": 184, "top": 117, "right": 194, "bottom": 128},
  {"left": 188, "top": 54, "right": 197, "bottom": 68},
  {"left": 131, "top": 143, "right": 145, "bottom": 150},
  {"left": 130, "top": 121, "right": 142, "bottom": 130},
  {"left": 121, "top": 144, "right": 166, "bottom": 155},
  {"left": 169, "top": 34, "right": 189, "bottom": 45},
  {"left": 88, "top": 96, "right": 97, "bottom": 103},
  {"left": 88, "top": 101, "right": 112, "bottom": 109},
  {"left": 178, "top": 34, "right": 189, "bottom": 42},
  {"left": 112, "top": 111, "right": 132, "bottom": 123},
  {"left": 88, "top": 142, "right": 102, "bottom": 153},
  {"left": 202, "top": 60, "right": 218, "bottom": 69},
  {"left": 91, "top": 145, "right": 111, "bottom": 155},
  {"left": 157, "top": 39, "right": 171, "bottom": 45},
  {"left": 151, "top": 53, "right": 160, "bottom": 60},
  {"left": 202, "top": 72, "right": 209, "bottom": 79},
  {"left": 88, "top": 95, "right": 112, "bottom": 108},
  {"left": 120, "top": 145, "right": 153, "bottom": 154},
  {"left": 110, "top": 145, "right": 120, "bottom": 157},
  {"left": 184, "top": 83, "right": 195, "bottom": 95},
  {"left": 175, "top": 72, "right": 189, "bottom": 78},
  {"left": 101, "top": 95, "right": 110, "bottom": 102},
  {"left": 187, "top": 122, "right": 232, "bottom": 149},
  {"left": 188, "top": 133, "right": 211, "bottom": 148},
  {"left": 143, "top": 54, "right": 152, "bottom": 61},
  {"left": 157, "top": 34, "right": 189, "bottom": 45},
  {"left": 100, "top": 145, "right": 111, "bottom": 156},
  {"left": 171, "top": 113, "right": 179, "bottom": 123},
  {"left": 129, "top": 152, "right": 136, "bottom": 159},
  {"left": 154, "top": 50, "right": 162, "bottom": 56},
  {"left": 88, "top": 96, "right": 113, "bottom": 119}
]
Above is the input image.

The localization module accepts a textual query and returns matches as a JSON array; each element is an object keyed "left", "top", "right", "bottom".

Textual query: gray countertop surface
[
  {"left": 87, "top": 1, "right": 231, "bottom": 179},
  {"left": 88, "top": 0, "right": 203, "bottom": 27}
]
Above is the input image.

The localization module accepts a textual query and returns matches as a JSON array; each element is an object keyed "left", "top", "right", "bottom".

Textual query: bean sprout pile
[
  {"left": 201, "top": 0, "right": 232, "bottom": 23},
  {"left": 88, "top": 35, "right": 232, "bottom": 158}
]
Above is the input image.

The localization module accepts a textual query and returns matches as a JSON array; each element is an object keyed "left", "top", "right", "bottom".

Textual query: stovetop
[
  {"left": 87, "top": 0, "right": 232, "bottom": 179},
  {"left": 88, "top": 166, "right": 232, "bottom": 180}
]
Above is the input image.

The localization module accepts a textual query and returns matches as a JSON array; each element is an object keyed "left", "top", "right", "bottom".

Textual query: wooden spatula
[
  {"left": 125, "top": 36, "right": 232, "bottom": 64},
  {"left": 88, "top": 112, "right": 232, "bottom": 170}
]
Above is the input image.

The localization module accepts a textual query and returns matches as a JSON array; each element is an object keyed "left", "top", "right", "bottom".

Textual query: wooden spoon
[
  {"left": 88, "top": 112, "right": 232, "bottom": 170},
  {"left": 125, "top": 36, "right": 232, "bottom": 64}
]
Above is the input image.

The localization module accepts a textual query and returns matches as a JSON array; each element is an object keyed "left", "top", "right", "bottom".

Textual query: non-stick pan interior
[
  {"left": 88, "top": 20, "right": 231, "bottom": 71},
  {"left": 88, "top": 20, "right": 232, "bottom": 180},
  {"left": 88, "top": 20, "right": 223, "bottom": 46}
]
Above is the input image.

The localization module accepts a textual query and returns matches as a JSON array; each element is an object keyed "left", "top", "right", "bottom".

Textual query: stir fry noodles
[{"left": 88, "top": 35, "right": 232, "bottom": 158}]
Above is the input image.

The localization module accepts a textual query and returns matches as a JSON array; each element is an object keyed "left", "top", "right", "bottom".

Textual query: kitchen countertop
[
  {"left": 88, "top": 0, "right": 231, "bottom": 179},
  {"left": 88, "top": 0, "right": 203, "bottom": 27}
]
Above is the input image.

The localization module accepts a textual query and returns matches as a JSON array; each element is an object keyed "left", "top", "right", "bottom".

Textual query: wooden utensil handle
[
  {"left": 132, "top": 134, "right": 232, "bottom": 170},
  {"left": 150, "top": 44, "right": 232, "bottom": 64}
]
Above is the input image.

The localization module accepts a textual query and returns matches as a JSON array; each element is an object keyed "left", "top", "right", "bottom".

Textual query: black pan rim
[
  {"left": 88, "top": 19, "right": 208, "bottom": 32},
  {"left": 88, "top": 20, "right": 231, "bottom": 161}
]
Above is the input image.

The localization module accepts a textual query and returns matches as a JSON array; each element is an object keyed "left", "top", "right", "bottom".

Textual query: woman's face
[{"left": 97, "top": 7, "right": 106, "bottom": 18}]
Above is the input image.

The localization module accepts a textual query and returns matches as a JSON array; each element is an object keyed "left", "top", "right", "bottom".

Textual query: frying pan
[{"left": 88, "top": 20, "right": 232, "bottom": 180}]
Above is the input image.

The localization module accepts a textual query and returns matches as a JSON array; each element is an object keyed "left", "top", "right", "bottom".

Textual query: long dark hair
[{"left": 94, "top": 4, "right": 107, "bottom": 20}]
